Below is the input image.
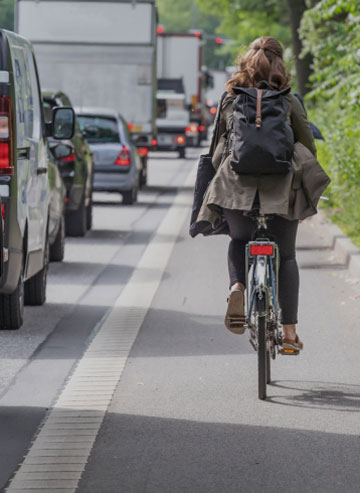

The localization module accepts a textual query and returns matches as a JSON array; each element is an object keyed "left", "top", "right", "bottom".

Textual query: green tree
[
  {"left": 0, "top": 0, "right": 14, "bottom": 31},
  {"left": 157, "top": 0, "right": 233, "bottom": 69},
  {"left": 300, "top": 0, "right": 360, "bottom": 244},
  {"left": 195, "top": 0, "right": 317, "bottom": 94}
]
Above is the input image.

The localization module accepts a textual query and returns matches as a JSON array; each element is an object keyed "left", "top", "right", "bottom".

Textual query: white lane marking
[{"left": 6, "top": 165, "right": 196, "bottom": 492}]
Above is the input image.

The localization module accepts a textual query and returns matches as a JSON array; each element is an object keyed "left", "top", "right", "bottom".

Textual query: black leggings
[{"left": 223, "top": 209, "right": 299, "bottom": 325}]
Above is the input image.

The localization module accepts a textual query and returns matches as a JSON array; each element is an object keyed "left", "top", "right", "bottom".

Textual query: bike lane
[{"left": 74, "top": 181, "right": 360, "bottom": 491}]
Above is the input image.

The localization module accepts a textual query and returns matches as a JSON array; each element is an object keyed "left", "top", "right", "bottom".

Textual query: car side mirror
[
  {"left": 52, "top": 143, "right": 73, "bottom": 160},
  {"left": 52, "top": 107, "right": 75, "bottom": 140}
]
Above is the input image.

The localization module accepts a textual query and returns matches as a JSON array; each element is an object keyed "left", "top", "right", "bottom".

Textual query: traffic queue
[{"left": 0, "top": 0, "right": 214, "bottom": 330}]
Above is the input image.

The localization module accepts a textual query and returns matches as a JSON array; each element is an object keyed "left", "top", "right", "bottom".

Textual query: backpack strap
[
  {"left": 209, "top": 91, "right": 228, "bottom": 157},
  {"left": 255, "top": 89, "right": 263, "bottom": 128}
]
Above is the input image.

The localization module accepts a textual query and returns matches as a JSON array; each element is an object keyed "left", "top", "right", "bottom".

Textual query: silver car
[{"left": 76, "top": 108, "right": 141, "bottom": 205}]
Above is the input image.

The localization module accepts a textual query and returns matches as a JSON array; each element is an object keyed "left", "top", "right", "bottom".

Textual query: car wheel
[
  {"left": 179, "top": 148, "right": 186, "bottom": 159},
  {"left": 86, "top": 196, "right": 93, "bottom": 231},
  {"left": 65, "top": 199, "right": 87, "bottom": 237},
  {"left": 50, "top": 214, "right": 65, "bottom": 262},
  {"left": 0, "top": 263, "right": 25, "bottom": 330},
  {"left": 140, "top": 157, "right": 148, "bottom": 188},
  {"left": 139, "top": 170, "right": 144, "bottom": 190},
  {"left": 122, "top": 186, "right": 137, "bottom": 205},
  {"left": 25, "top": 240, "right": 49, "bottom": 306}
]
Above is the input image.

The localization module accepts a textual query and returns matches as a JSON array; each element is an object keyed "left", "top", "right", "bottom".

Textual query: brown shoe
[
  {"left": 282, "top": 335, "right": 303, "bottom": 351},
  {"left": 225, "top": 286, "right": 246, "bottom": 334}
]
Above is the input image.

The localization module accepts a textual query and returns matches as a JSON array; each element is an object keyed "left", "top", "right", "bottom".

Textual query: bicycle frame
[{"left": 244, "top": 213, "right": 284, "bottom": 399}]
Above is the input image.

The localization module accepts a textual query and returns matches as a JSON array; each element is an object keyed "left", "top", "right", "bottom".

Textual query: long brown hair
[{"left": 226, "top": 36, "right": 290, "bottom": 93}]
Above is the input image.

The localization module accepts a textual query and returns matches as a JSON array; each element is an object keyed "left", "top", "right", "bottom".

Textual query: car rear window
[{"left": 77, "top": 115, "right": 120, "bottom": 144}]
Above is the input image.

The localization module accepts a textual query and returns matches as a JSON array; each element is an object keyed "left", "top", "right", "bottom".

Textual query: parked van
[{"left": 0, "top": 30, "right": 74, "bottom": 330}]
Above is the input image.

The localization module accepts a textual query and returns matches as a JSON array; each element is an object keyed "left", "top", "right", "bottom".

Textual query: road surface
[{"left": 0, "top": 148, "right": 359, "bottom": 493}]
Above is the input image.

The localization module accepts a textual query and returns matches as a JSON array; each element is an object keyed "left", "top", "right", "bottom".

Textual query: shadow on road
[
  {"left": 77, "top": 411, "right": 360, "bottom": 493},
  {"left": 267, "top": 380, "right": 360, "bottom": 412}
]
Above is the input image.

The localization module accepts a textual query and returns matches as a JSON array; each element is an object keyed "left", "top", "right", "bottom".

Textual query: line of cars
[{"left": 0, "top": 29, "right": 145, "bottom": 331}]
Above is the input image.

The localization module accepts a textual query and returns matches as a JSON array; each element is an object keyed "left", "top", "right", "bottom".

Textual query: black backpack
[{"left": 230, "top": 86, "right": 294, "bottom": 175}]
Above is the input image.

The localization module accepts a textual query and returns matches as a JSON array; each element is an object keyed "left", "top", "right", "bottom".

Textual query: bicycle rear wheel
[
  {"left": 266, "top": 350, "right": 271, "bottom": 384},
  {"left": 258, "top": 313, "right": 267, "bottom": 399}
]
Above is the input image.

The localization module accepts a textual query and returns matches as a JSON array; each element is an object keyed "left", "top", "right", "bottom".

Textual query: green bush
[{"left": 301, "top": 0, "right": 360, "bottom": 246}]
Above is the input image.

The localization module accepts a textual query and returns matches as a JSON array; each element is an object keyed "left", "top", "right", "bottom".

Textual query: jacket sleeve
[{"left": 290, "top": 95, "right": 317, "bottom": 157}]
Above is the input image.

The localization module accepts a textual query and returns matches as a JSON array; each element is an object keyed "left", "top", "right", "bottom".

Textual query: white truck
[
  {"left": 157, "top": 32, "right": 207, "bottom": 141},
  {"left": 16, "top": 0, "right": 157, "bottom": 176}
]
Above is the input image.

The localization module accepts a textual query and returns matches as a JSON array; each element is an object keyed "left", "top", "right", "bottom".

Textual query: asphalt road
[{"left": 1, "top": 147, "right": 360, "bottom": 492}]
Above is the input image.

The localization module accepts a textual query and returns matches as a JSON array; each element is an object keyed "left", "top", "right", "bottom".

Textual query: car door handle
[
  {"left": 37, "top": 168, "right": 48, "bottom": 175},
  {"left": 17, "top": 147, "right": 30, "bottom": 160}
]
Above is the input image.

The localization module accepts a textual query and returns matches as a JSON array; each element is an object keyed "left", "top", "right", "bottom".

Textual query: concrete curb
[{"left": 310, "top": 210, "right": 360, "bottom": 278}]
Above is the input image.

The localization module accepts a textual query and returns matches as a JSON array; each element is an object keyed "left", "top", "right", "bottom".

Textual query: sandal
[
  {"left": 225, "top": 288, "right": 246, "bottom": 335},
  {"left": 282, "top": 335, "right": 303, "bottom": 351}
]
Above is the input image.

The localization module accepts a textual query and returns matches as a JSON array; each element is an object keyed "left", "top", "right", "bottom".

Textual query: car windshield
[{"left": 77, "top": 115, "right": 120, "bottom": 144}]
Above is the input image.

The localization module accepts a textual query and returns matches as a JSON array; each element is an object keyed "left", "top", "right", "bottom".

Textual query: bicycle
[{"left": 244, "top": 211, "right": 299, "bottom": 400}]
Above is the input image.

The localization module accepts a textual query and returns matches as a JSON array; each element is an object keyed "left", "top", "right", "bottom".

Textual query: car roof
[{"left": 75, "top": 107, "right": 119, "bottom": 119}]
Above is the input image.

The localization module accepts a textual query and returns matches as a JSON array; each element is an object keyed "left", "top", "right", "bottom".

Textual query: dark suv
[
  {"left": 43, "top": 91, "right": 94, "bottom": 236},
  {"left": 0, "top": 30, "right": 74, "bottom": 330}
]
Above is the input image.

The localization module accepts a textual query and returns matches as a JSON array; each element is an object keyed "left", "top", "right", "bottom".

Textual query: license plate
[
  {"left": 158, "top": 135, "right": 173, "bottom": 145},
  {"left": 132, "top": 124, "right": 143, "bottom": 132}
]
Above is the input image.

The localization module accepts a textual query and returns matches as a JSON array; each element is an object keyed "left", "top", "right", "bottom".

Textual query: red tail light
[
  {"left": 0, "top": 95, "right": 13, "bottom": 175},
  {"left": 60, "top": 152, "right": 76, "bottom": 163},
  {"left": 127, "top": 123, "right": 134, "bottom": 132},
  {"left": 137, "top": 147, "right": 148, "bottom": 157},
  {"left": 114, "top": 145, "right": 131, "bottom": 166},
  {"left": 0, "top": 142, "right": 10, "bottom": 169},
  {"left": 199, "top": 125, "right": 205, "bottom": 131},
  {"left": 210, "top": 107, "right": 217, "bottom": 115},
  {"left": 250, "top": 244, "right": 274, "bottom": 256},
  {"left": 151, "top": 138, "right": 157, "bottom": 146},
  {"left": 186, "top": 124, "right": 198, "bottom": 134},
  {"left": 177, "top": 136, "right": 185, "bottom": 145}
]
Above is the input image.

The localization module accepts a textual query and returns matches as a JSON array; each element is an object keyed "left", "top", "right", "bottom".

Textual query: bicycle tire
[
  {"left": 258, "top": 313, "right": 267, "bottom": 400},
  {"left": 266, "top": 350, "right": 271, "bottom": 384}
]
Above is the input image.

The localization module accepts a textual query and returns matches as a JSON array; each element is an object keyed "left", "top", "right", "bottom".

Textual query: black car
[{"left": 43, "top": 91, "right": 94, "bottom": 236}]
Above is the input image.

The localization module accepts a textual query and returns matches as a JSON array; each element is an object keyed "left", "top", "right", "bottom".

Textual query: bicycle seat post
[{"left": 257, "top": 214, "right": 267, "bottom": 231}]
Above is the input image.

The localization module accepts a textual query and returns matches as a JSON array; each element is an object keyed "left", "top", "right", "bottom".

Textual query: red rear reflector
[
  {"left": 137, "top": 147, "right": 148, "bottom": 157},
  {"left": 210, "top": 107, "right": 217, "bottom": 115},
  {"left": 0, "top": 142, "right": 9, "bottom": 169},
  {"left": 151, "top": 138, "right": 157, "bottom": 146},
  {"left": 199, "top": 125, "right": 205, "bottom": 131},
  {"left": 177, "top": 136, "right": 185, "bottom": 145},
  {"left": 250, "top": 244, "right": 274, "bottom": 256},
  {"left": 60, "top": 152, "right": 75, "bottom": 163},
  {"left": 115, "top": 145, "right": 131, "bottom": 166}
]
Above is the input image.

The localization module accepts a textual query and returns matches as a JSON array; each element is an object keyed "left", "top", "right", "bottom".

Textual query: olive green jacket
[{"left": 197, "top": 92, "right": 330, "bottom": 227}]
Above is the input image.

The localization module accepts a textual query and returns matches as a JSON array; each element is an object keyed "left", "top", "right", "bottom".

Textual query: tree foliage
[
  {"left": 300, "top": 0, "right": 360, "bottom": 244},
  {"left": 157, "top": 0, "right": 232, "bottom": 69},
  {"left": 0, "top": 0, "right": 14, "bottom": 31}
]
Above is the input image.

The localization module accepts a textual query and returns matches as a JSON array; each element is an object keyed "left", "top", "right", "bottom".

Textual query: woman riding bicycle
[{"left": 196, "top": 36, "right": 329, "bottom": 351}]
